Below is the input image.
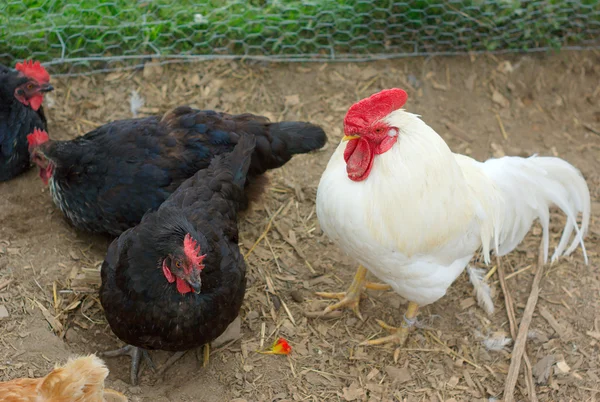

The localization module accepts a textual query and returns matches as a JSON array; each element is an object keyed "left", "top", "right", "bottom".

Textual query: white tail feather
[
  {"left": 467, "top": 266, "right": 494, "bottom": 315},
  {"left": 481, "top": 155, "right": 590, "bottom": 264}
]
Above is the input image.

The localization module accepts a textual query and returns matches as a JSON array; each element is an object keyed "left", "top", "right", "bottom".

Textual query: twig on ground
[{"left": 502, "top": 241, "right": 545, "bottom": 402}]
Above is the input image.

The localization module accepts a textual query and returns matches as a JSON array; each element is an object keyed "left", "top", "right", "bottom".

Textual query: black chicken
[
  {"left": 28, "top": 106, "right": 326, "bottom": 235},
  {"left": 100, "top": 134, "right": 256, "bottom": 385},
  {"left": 0, "top": 60, "right": 53, "bottom": 181}
]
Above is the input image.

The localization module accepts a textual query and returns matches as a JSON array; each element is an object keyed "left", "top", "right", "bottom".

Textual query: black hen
[
  {"left": 0, "top": 60, "right": 53, "bottom": 181},
  {"left": 28, "top": 106, "right": 326, "bottom": 235},
  {"left": 99, "top": 135, "right": 256, "bottom": 385}
]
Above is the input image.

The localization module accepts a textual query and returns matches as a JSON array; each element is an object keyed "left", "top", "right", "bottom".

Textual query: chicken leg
[
  {"left": 360, "top": 302, "right": 419, "bottom": 346},
  {"left": 101, "top": 344, "right": 155, "bottom": 386},
  {"left": 316, "top": 265, "right": 391, "bottom": 320}
]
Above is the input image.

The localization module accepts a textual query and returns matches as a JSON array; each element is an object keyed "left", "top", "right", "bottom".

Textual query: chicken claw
[
  {"left": 315, "top": 265, "right": 391, "bottom": 320},
  {"left": 101, "top": 344, "right": 155, "bottom": 386},
  {"left": 360, "top": 302, "right": 420, "bottom": 347}
]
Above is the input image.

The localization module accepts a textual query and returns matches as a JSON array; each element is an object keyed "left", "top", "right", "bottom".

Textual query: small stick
[
  {"left": 53, "top": 281, "right": 59, "bottom": 312},
  {"left": 497, "top": 257, "right": 517, "bottom": 338},
  {"left": 287, "top": 355, "right": 297, "bottom": 378},
  {"left": 259, "top": 321, "right": 266, "bottom": 349},
  {"left": 498, "top": 256, "right": 537, "bottom": 401},
  {"left": 484, "top": 265, "right": 497, "bottom": 280},
  {"left": 266, "top": 205, "right": 316, "bottom": 274},
  {"left": 358, "top": 75, "right": 380, "bottom": 94},
  {"left": 264, "top": 236, "right": 282, "bottom": 273},
  {"left": 244, "top": 199, "right": 289, "bottom": 259},
  {"left": 495, "top": 113, "right": 508, "bottom": 140},
  {"left": 492, "top": 264, "right": 533, "bottom": 285},
  {"left": 279, "top": 296, "right": 296, "bottom": 326},
  {"left": 303, "top": 310, "right": 343, "bottom": 319},
  {"left": 427, "top": 331, "right": 481, "bottom": 369},
  {"left": 539, "top": 306, "right": 568, "bottom": 339},
  {"left": 503, "top": 242, "right": 545, "bottom": 402},
  {"left": 0, "top": 278, "right": 13, "bottom": 291}
]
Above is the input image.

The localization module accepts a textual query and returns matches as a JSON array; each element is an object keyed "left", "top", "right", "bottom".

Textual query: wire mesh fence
[{"left": 1, "top": 0, "right": 599, "bottom": 75}]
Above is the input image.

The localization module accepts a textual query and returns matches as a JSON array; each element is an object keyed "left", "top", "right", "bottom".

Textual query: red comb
[
  {"left": 15, "top": 60, "right": 50, "bottom": 84},
  {"left": 27, "top": 128, "right": 50, "bottom": 149},
  {"left": 344, "top": 88, "right": 408, "bottom": 135},
  {"left": 183, "top": 234, "right": 206, "bottom": 270}
]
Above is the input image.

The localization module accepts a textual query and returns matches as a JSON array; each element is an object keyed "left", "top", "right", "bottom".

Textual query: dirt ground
[{"left": 0, "top": 50, "right": 599, "bottom": 402}]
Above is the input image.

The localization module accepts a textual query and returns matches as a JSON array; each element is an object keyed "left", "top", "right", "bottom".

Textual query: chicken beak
[
  {"left": 40, "top": 83, "right": 54, "bottom": 93},
  {"left": 188, "top": 278, "right": 202, "bottom": 294},
  {"left": 342, "top": 135, "right": 360, "bottom": 142}
]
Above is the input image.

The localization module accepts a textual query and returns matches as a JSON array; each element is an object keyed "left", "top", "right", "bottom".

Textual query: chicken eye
[
  {"left": 175, "top": 261, "right": 182, "bottom": 268},
  {"left": 27, "top": 84, "right": 34, "bottom": 89},
  {"left": 374, "top": 127, "right": 383, "bottom": 134}
]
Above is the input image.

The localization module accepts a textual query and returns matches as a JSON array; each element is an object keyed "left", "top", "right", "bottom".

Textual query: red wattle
[
  {"left": 29, "top": 94, "right": 43, "bottom": 111},
  {"left": 176, "top": 278, "right": 193, "bottom": 294},
  {"left": 344, "top": 138, "right": 374, "bottom": 182},
  {"left": 40, "top": 166, "right": 53, "bottom": 186}
]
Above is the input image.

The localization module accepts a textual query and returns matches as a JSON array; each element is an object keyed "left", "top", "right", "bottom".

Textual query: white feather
[
  {"left": 316, "top": 109, "right": 590, "bottom": 309},
  {"left": 129, "top": 90, "right": 144, "bottom": 118},
  {"left": 466, "top": 266, "right": 494, "bottom": 315},
  {"left": 477, "top": 155, "right": 590, "bottom": 264},
  {"left": 482, "top": 335, "right": 512, "bottom": 351}
]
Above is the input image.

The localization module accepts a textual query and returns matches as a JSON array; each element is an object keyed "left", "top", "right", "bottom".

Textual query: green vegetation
[{"left": 1, "top": 0, "right": 599, "bottom": 68}]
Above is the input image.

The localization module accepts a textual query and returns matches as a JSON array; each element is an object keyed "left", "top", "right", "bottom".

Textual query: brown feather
[{"left": 0, "top": 355, "right": 127, "bottom": 402}]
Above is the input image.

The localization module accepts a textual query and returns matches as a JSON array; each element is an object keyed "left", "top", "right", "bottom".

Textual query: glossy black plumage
[
  {"left": 0, "top": 64, "right": 48, "bottom": 181},
  {"left": 35, "top": 106, "right": 326, "bottom": 235},
  {"left": 99, "top": 135, "right": 254, "bottom": 352}
]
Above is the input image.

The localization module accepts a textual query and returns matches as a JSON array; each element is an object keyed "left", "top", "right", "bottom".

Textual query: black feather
[
  {"left": 0, "top": 63, "right": 48, "bottom": 182},
  {"left": 99, "top": 137, "right": 255, "bottom": 351},
  {"left": 36, "top": 106, "right": 327, "bottom": 235}
]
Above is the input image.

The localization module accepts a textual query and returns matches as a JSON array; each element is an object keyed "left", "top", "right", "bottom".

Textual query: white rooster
[{"left": 316, "top": 88, "right": 590, "bottom": 346}]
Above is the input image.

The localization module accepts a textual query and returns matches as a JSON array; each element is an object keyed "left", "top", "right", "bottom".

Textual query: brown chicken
[{"left": 0, "top": 355, "right": 127, "bottom": 402}]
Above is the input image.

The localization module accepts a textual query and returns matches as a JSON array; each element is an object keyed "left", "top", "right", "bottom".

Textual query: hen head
[
  {"left": 162, "top": 233, "right": 207, "bottom": 295},
  {"left": 14, "top": 60, "right": 53, "bottom": 111},
  {"left": 27, "top": 129, "right": 54, "bottom": 185},
  {"left": 342, "top": 88, "right": 408, "bottom": 181}
]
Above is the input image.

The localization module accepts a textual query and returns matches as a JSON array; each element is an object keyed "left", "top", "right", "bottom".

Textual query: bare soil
[{"left": 0, "top": 50, "right": 599, "bottom": 402}]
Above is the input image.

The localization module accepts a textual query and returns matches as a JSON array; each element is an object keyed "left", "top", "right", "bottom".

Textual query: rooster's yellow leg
[
  {"left": 315, "top": 265, "right": 391, "bottom": 320},
  {"left": 360, "top": 302, "right": 420, "bottom": 346}
]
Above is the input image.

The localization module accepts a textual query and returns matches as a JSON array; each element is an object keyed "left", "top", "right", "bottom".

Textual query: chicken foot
[
  {"left": 360, "top": 301, "right": 420, "bottom": 347},
  {"left": 101, "top": 344, "right": 155, "bottom": 386},
  {"left": 316, "top": 265, "right": 391, "bottom": 320}
]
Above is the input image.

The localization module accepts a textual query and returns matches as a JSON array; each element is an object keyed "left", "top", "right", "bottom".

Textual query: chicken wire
[{"left": 1, "top": 0, "right": 599, "bottom": 75}]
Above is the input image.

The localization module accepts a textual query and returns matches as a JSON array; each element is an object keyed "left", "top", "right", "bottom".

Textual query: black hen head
[
  {"left": 0, "top": 61, "right": 53, "bottom": 111},
  {"left": 26, "top": 128, "right": 54, "bottom": 185},
  {"left": 0, "top": 61, "right": 53, "bottom": 182},
  {"left": 153, "top": 216, "right": 209, "bottom": 295}
]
